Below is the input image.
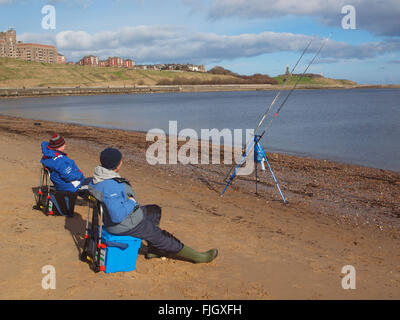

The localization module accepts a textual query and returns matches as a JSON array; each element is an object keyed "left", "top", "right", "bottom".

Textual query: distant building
[
  {"left": 188, "top": 64, "right": 199, "bottom": 72},
  {"left": 134, "top": 65, "right": 147, "bottom": 70},
  {"left": 16, "top": 43, "right": 58, "bottom": 64},
  {"left": 79, "top": 56, "right": 135, "bottom": 68},
  {"left": 155, "top": 64, "right": 165, "bottom": 70},
  {"left": 0, "top": 39, "right": 6, "bottom": 57},
  {"left": 154, "top": 63, "right": 206, "bottom": 72},
  {"left": 79, "top": 55, "right": 99, "bottom": 66},
  {"left": 99, "top": 59, "right": 109, "bottom": 67},
  {"left": 187, "top": 64, "right": 207, "bottom": 72},
  {"left": 107, "top": 56, "right": 124, "bottom": 68},
  {"left": 57, "top": 53, "right": 66, "bottom": 64},
  {"left": 123, "top": 58, "right": 134, "bottom": 69},
  {"left": 198, "top": 64, "right": 206, "bottom": 72},
  {"left": 0, "top": 28, "right": 58, "bottom": 64},
  {"left": 0, "top": 28, "right": 17, "bottom": 58}
]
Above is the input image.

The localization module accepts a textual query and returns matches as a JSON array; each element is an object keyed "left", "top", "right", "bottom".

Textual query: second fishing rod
[
  {"left": 223, "top": 37, "right": 315, "bottom": 182},
  {"left": 221, "top": 34, "right": 331, "bottom": 196}
]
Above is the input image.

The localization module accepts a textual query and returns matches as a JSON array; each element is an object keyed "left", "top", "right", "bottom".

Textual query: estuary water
[{"left": 0, "top": 88, "right": 399, "bottom": 172}]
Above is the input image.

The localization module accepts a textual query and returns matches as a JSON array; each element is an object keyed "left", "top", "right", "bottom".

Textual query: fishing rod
[
  {"left": 221, "top": 34, "right": 331, "bottom": 197},
  {"left": 254, "top": 37, "right": 315, "bottom": 135},
  {"left": 259, "top": 34, "right": 331, "bottom": 138},
  {"left": 224, "top": 37, "right": 314, "bottom": 182}
]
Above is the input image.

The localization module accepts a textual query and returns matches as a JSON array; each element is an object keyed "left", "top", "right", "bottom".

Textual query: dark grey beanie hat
[{"left": 100, "top": 147, "right": 122, "bottom": 170}]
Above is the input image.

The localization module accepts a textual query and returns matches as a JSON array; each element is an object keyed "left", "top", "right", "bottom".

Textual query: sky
[{"left": 1, "top": 0, "right": 400, "bottom": 84}]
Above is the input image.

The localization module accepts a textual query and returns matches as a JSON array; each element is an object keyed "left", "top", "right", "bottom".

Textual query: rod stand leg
[{"left": 255, "top": 140, "right": 287, "bottom": 204}]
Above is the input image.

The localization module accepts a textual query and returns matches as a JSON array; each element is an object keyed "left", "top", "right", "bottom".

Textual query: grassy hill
[
  {"left": 0, "top": 58, "right": 242, "bottom": 88},
  {"left": 0, "top": 57, "right": 357, "bottom": 89},
  {"left": 274, "top": 74, "right": 357, "bottom": 86}
]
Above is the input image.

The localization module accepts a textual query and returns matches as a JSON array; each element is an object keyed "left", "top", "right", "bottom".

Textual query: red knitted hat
[{"left": 49, "top": 132, "right": 65, "bottom": 149}]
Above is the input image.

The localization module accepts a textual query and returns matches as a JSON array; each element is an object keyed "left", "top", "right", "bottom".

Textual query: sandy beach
[{"left": 0, "top": 114, "right": 399, "bottom": 300}]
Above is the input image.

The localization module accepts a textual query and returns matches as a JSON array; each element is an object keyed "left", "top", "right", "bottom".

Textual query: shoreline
[
  {"left": 1, "top": 112, "right": 398, "bottom": 175},
  {"left": 1, "top": 114, "right": 399, "bottom": 230},
  {"left": 0, "top": 114, "right": 399, "bottom": 299},
  {"left": 1, "top": 83, "right": 400, "bottom": 98}
]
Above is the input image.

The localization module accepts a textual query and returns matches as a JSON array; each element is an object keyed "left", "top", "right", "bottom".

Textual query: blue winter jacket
[
  {"left": 40, "top": 141, "right": 85, "bottom": 192},
  {"left": 88, "top": 166, "right": 144, "bottom": 234}
]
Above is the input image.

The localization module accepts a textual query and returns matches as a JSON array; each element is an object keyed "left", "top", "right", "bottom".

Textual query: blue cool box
[{"left": 100, "top": 228, "right": 142, "bottom": 274}]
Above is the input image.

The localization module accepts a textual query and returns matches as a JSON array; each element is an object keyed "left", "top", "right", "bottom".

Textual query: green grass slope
[{"left": 0, "top": 57, "right": 357, "bottom": 88}]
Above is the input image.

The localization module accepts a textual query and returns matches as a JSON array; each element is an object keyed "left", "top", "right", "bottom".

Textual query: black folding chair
[
  {"left": 80, "top": 194, "right": 106, "bottom": 272},
  {"left": 35, "top": 165, "right": 78, "bottom": 217}
]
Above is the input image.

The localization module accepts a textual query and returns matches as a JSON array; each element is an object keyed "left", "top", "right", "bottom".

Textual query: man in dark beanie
[
  {"left": 41, "top": 132, "right": 86, "bottom": 193},
  {"left": 88, "top": 147, "right": 218, "bottom": 264},
  {"left": 100, "top": 147, "right": 122, "bottom": 170}
]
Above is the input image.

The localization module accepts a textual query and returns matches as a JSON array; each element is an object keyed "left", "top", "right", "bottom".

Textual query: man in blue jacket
[
  {"left": 88, "top": 147, "right": 218, "bottom": 264},
  {"left": 41, "top": 133, "right": 87, "bottom": 193}
]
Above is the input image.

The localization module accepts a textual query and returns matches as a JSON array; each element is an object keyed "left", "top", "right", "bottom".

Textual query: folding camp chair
[
  {"left": 35, "top": 165, "right": 78, "bottom": 217},
  {"left": 80, "top": 194, "right": 104, "bottom": 272},
  {"left": 35, "top": 165, "right": 52, "bottom": 214},
  {"left": 80, "top": 193, "right": 142, "bottom": 273}
]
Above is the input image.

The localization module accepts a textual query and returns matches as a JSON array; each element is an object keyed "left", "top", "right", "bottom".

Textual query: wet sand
[{"left": 0, "top": 114, "right": 399, "bottom": 299}]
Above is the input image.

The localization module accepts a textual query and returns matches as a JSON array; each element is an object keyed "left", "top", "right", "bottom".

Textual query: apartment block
[
  {"left": 0, "top": 28, "right": 17, "bottom": 58},
  {"left": 57, "top": 54, "right": 66, "bottom": 64},
  {"left": 16, "top": 43, "right": 58, "bottom": 64},
  {"left": 80, "top": 56, "right": 135, "bottom": 68},
  {"left": 99, "top": 59, "right": 109, "bottom": 67},
  {"left": 107, "top": 56, "right": 124, "bottom": 68},
  {"left": 0, "top": 28, "right": 58, "bottom": 63},
  {"left": 78, "top": 55, "right": 99, "bottom": 66},
  {"left": 0, "top": 39, "right": 5, "bottom": 57},
  {"left": 123, "top": 58, "right": 134, "bottom": 69}
]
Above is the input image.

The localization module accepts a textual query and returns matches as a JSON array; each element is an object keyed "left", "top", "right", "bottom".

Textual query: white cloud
[{"left": 17, "top": 26, "right": 400, "bottom": 63}]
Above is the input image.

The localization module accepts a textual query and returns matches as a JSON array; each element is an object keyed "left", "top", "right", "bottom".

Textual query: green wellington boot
[
  {"left": 145, "top": 251, "right": 162, "bottom": 260},
  {"left": 175, "top": 245, "right": 218, "bottom": 264}
]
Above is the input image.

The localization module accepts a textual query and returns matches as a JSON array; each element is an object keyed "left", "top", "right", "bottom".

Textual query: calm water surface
[{"left": 0, "top": 88, "right": 399, "bottom": 172}]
